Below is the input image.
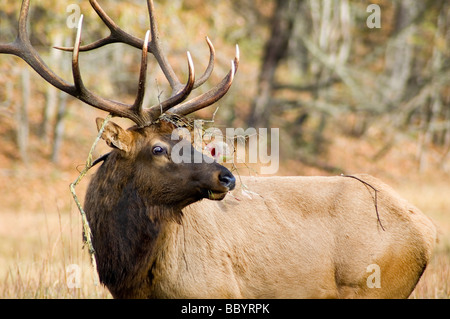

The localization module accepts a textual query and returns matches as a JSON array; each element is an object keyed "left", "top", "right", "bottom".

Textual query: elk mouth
[
  {"left": 202, "top": 183, "right": 235, "bottom": 201},
  {"left": 206, "top": 189, "right": 229, "bottom": 201}
]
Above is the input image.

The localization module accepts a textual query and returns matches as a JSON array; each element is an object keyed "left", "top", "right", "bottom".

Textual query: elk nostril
[{"left": 219, "top": 172, "right": 236, "bottom": 190}]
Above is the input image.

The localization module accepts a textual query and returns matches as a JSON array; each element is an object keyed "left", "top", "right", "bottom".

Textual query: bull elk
[{"left": 1, "top": 0, "right": 436, "bottom": 299}]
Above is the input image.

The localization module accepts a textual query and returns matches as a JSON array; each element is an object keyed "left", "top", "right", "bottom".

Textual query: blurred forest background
[
  {"left": 0, "top": 0, "right": 448, "bottom": 172},
  {"left": 0, "top": 0, "right": 449, "bottom": 298}
]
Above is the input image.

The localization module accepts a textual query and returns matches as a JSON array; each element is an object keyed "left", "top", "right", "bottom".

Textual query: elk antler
[{"left": 0, "top": 0, "right": 239, "bottom": 127}]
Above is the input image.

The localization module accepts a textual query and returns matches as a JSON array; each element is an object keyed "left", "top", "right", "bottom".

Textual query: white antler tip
[
  {"left": 77, "top": 14, "right": 84, "bottom": 31},
  {"left": 186, "top": 51, "right": 193, "bottom": 63},
  {"left": 230, "top": 60, "right": 236, "bottom": 77},
  {"left": 74, "top": 15, "right": 84, "bottom": 55},
  {"left": 144, "top": 30, "right": 151, "bottom": 45},
  {"left": 186, "top": 51, "right": 195, "bottom": 73}
]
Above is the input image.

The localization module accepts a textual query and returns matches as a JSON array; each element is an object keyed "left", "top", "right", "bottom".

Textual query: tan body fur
[{"left": 149, "top": 175, "right": 436, "bottom": 298}]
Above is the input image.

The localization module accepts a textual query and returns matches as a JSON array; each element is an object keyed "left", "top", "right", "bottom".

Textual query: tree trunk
[
  {"left": 40, "top": 33, "right": 63, "bottom": 142},
  {"left": 16, "top": 67, "right": 30, "bottom": 164},
  {"left": 382, "top": 0, "right": 420, "bottom": 109},
  {"left": 248, "top": 0, "right": 301, "bottom": 129},
  {"left": 51, "top": 91, "right": 68, "bottom": 164},
  {"left": 50, "top": 35, "right": 71, "bottom": 164}
]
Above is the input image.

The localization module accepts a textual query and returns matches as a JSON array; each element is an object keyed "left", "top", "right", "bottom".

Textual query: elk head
[
  {"left": 0, "top": 0, "right": 239, "bottom": 209},
  {"left": 95, "top": 117, "right": 236, "bottom": 211}
]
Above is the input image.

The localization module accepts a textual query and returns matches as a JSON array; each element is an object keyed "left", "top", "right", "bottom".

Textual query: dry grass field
[
  {"left": 0, "top": 171, "right": 111, "bottom": 298},
  {"left": 399, "top": 180, "right": 450, "bottom": 299}
]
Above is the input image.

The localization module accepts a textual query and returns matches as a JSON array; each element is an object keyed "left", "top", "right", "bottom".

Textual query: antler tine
[
  {"left": 54, "top": 0, "right": 143, "bottom": 52},
  {"left": 168, "top": 44, "right": 239, "bottom": 116},
  {"left": 145, "top": 0, "right": 180, "bottom": 91},
  {"left": 193, "top": 37, "right": 215, "bottom": 89},
  {"left": 71, "top": 15, "right": 85, "bottom": 92},
  {"left": 71, "top": 16, "right": 152, "bottom": 125},
  {"left": 146, "top": 0, "right": 217, "bottom": 92},
  {"left": 146, "top": 52, "right": 196, "bottom": 119},
  {"left": 132, "top": 30, "right": 151, "bottom": 115}
]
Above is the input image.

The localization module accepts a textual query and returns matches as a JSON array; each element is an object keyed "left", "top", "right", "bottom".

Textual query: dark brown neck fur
[{"left": 84, "top": 151, "right": 181, "bottom": 298}]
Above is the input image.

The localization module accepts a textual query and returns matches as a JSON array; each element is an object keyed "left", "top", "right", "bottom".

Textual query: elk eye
[{"left": 152, "top": 146, "right": 166, "bottom": 155}]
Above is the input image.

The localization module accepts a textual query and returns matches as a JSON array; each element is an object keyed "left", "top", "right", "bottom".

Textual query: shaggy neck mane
[{"left": 84, "top": 151, "right": 182, "bottom": 297}]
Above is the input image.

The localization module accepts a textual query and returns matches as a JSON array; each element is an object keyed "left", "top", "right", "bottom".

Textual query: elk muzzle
[
  {"left": 219, "top": 169, "right": 236, "bottom": 190},
  {"left": 205, "top": 165, "right": 236, "bottom": 200}
]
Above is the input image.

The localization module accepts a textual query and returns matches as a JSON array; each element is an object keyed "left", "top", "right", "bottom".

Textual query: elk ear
[{"left": 96, "top": 118, "right": 132, "bottom": 153}]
